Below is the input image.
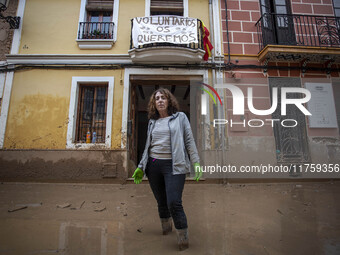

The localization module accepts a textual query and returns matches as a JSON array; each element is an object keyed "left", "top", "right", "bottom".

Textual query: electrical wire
[{"left": 0, "top": 62, "right": 339, "bottom": 73}]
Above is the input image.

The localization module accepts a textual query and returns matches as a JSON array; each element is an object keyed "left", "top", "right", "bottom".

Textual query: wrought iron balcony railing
[
  {"left": 129, "top": 17, "right": 204, "bottom": 51},
  {"left": 78, "top": 22, "right": 114, "bottom": 40},
  {"left": 256, "top": 13, "right": 340, "bottom": 52}
]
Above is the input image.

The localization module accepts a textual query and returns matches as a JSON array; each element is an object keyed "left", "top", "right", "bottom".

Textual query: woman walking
[{"left": 132, "top": 87, "right": 202, "bottom": 251}]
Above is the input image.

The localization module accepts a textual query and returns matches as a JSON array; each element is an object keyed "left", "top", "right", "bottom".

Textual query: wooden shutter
[
  {"left": 86, "top": 0, "right": 113, "bottom": 11},
  {"left": 151, "top": 0, "right": 183, "bottom": 13}
]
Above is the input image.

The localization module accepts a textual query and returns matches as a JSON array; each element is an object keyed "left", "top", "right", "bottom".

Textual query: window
[
  {"left": 259, "top": 0, "right": 292, "bottom": 28},
  {"left": 259, "top": 0, "right": 295, "bottom": 46},
  {"left": 85, "top": 0, "right": 113, "bottom": 39},
  {"left": 273, "top": 0, "right": 288, "bottom": 28},
  {"left": 333, "top": 0, "right": 340, "bottom": 17},
  {"left": 150, "top": 0, "right": 184, "bottom": 16},
  {"left": 145, "top": 0, "right": 188, "bottom": 17},
  {"left": 77, "top": 0, "right": 120, "bottom": 49},
  {"left": 76, "top": 84, "right": 108, "bottom": 143},
  {"left": 67, "top": 77, "right": 114, "bottom": 149}
]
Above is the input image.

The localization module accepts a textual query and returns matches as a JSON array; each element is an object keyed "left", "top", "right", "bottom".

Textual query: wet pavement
[{"left": 0, "top": 181, "right": 339, "bottom": 255}]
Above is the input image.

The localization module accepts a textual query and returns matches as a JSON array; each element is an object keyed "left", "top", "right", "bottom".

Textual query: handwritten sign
[
  {"left": 305, "top": 83, "right": 338, "bottom": 128},
  {"left": 132, "top": 16, "right": 198, "bottom": 48}
]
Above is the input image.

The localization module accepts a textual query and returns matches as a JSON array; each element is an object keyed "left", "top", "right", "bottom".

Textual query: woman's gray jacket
[{"left": 138, "top": 112, "right": 200, "bottom": 175}]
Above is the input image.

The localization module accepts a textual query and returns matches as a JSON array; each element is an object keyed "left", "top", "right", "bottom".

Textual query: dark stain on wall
[{"left": 0, "top": 150, "right": 128, "bottom": 182}]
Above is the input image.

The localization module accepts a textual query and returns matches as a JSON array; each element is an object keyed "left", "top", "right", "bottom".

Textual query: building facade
[
  {"left": 0, "top": 0, "right": 223, "bottom": 181},
  {"left": 217, "top": 0, "right": 340, "bottom": 178},
  {"left": 1, "top": 0, "right": 339, "bottom": 181}
]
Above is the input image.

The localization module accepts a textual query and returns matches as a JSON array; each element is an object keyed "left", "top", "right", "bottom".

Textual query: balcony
[
  {"left": 128, "top": 16, "right": 205, "bottom": 63},
  {"left": 255, "top": 14, "right": 340, "bottom": 63},
  {"left": 77, "top": 22, "right": 115, "bottom": 49}
]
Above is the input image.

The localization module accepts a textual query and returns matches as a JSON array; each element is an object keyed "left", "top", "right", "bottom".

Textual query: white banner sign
[{"left": 132, "top": 16, "right": 198, "bottom": 48}]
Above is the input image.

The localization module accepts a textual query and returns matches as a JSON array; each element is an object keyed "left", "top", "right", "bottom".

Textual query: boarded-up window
[
  {"left": 76, "top": 84, "right": 108, "bottom": 143},
  {"left": 150, "top": 0, "right": 183, "bottom": 16}
]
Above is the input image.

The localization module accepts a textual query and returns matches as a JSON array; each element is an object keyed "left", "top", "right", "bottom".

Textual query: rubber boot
[
  {"left": 176, "top": 228, "right": 189, "bottom": 251},
  {"left": 160, "top": 217, "right": 172, "bottom": 235}
]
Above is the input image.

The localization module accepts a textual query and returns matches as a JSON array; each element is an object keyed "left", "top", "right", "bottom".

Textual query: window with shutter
[
  {"left": 150, "top": 0, "right": 183, "bottom": 16},
  {"left": 85, "top": 0, "right": 113, "bottom": 38},
  {"left": 77, "top": 0, "right": 119, "bottom": 49},
  {"left": 86, "top": 0, "right": 114, "bottom": 11}
]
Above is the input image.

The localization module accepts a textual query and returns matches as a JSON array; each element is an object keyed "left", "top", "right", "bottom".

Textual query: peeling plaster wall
[
  {"left": 200, "top": 137, "right": 277, "bottom": 178},
  {"left": 3, "top": 69, "right": 124, "bottom": 150},
  {"left": 201, "top": 136, "right": 277, "bottom": 166},
  {"left": 309, "top": 137, "right": 340, "bottom": 164},
  {"left": 200, "top": 136, "right": 340, "bottom": 179},
  {"left": 0, "top": 150, "right": 128, "bottom": 180},
  {"left": 19, "top": 0, "right": 145, "bottom": 55},
  {"left": 226, "top": 137, "right": 277, "bottom": 166},
  {"left": 1, "top": 69, "right": 127, "bottom": 180},
  {"left": 200, "top": 136, "right": 340, "bottom": 178}
]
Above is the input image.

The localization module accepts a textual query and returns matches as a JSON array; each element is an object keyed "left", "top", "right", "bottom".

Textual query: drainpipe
[
  {"left": 208, "top": 0, "right": 216, "bottom": 159},
  {"left": 224, "top": 0, "right": 231, "bottom": 66},
  {"left": 214, "top": 0, "right": 228, "bottom": 179},
  {"left": 208, "top": 0, "right": 216, "bottom": 84},
  {"left": 209, "top": 0, "right": 226, "bottom": 172}
]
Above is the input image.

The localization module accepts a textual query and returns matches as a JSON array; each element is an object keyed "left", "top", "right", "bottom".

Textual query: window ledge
[
  {"left": 66, "top": 143, "right": 110, "bottom": 149},
  {"left": 128, "top": 47, "right": 205, "bottom": 63},
  {"left": 258, "top": 44, "right": 340, "bottom": 63},
  {"left": 77, "top": 39, "right": 115, "bottom": 50}
]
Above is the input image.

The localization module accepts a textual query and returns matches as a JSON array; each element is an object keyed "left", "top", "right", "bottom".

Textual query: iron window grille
[{"left": 76, "top": 84, "right": 108, "bottom": 143}]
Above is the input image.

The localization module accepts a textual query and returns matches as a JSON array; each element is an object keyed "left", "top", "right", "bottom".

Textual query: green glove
[
  {"left": 132, "top": 168, "right": 143, "bottom": 184},
  {"left": 194, "top": 163, "right": 202, "bottom": 182}
]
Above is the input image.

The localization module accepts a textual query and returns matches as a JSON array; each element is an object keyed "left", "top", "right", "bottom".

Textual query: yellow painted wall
[
  {"left": 115, "top": 0, "right": 145, "bottom": 54},
  {"left": 19, "top": 0, "right": 210, "bottom": 54},
  {"left": 189, "top": 0, "right": 210, "bottom": 27},
  {"left": 19, "top": 0, "right": 145, "bottom": 54},
  {"left": 4, "top": 69, "right": 124, "bottom": 149},
  {"left": 10, "top": 0, "right": 212, "bottom": 149},
  {"left": 19, "top": 0, "right": 81, "bottom": 54}
]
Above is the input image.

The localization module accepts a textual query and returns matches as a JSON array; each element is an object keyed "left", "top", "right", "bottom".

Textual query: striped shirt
[{"left": 149, "top": 116, "right": 172, "bottom": 159}]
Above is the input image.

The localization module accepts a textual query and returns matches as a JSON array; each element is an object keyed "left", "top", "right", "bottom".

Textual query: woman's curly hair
[{"left": 148, "top": 88, "right": 180, "bottom": 119}]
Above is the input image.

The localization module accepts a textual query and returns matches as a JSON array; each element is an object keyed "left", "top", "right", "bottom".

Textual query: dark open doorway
[{"left": 127, "top": 75, "right": 201, "bottom": 176}]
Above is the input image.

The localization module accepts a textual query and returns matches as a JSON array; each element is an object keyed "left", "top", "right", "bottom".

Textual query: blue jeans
[{"left": 146, "top": 157, "right": 187, "bottom": 229}]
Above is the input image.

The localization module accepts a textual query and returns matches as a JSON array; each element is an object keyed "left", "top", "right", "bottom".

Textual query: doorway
[{"left": 127, "top": 75, "right": 202, "bottom": 177}]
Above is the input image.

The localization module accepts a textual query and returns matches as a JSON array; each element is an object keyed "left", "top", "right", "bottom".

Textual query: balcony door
[
  {"left": 260, "top": 0, "right": 296, "bottom": 46},
  {"left": 84, "top": 0, "right": 114, "bottom": 39},
  {"left": 86, "top": 11, "right": 113, "bottom": 39}
]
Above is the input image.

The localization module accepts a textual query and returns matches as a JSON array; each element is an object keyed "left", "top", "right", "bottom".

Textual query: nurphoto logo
[{"left": 200, "top": 81, "right": 312, "bottom": 128}]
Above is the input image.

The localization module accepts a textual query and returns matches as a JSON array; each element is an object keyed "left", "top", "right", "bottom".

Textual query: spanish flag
[{"left": 201, "top": 21, "right": 213, "bottom": 61}]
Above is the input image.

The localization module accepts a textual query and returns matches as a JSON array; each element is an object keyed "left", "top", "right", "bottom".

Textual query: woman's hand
[
  {"left": 132, "top": 168, "right": 144, "bottom": 184},
  {"left": 194, "top": 163, "right": 202, "bottom": 181}
]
